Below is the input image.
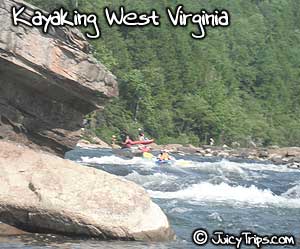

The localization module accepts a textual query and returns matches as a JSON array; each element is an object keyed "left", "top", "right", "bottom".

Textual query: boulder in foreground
[{"left": 0, "top": 141, "right": 175, "bottom": 241}]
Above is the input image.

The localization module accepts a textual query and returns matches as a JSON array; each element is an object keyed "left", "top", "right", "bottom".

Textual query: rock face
[
  {"left": 76, "top": 138, "right": 111, "bottom": 149},
  {"left": 0, "top": 141, "right": 175, "bottom": 241},
  {"left": 0, "top": 223, "right": 29, "bottom": 236},
  {"left": 0, "top": 0, "right": 118, "bottom": 156}
]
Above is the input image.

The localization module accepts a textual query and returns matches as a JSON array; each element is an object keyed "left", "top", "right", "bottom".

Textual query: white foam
[
  {"left": 208, "top": 212, "right": 224, "bottom": 222},
  {"left": 169, "top": 207, "right": 192, "bottom": 214},
  {"left": 176, "top": 158, "right": 299, "bottom": 175},
  {"left": 79, "top": 155, "right": 296, "bottom": 174},
  {"left": 80, "top": 156, "right": 153, "bottom": 166},
  {"left": 125, "top": 171, "right": 177, "bottom": 188},
  {"left": 282, "top": 183, "right": 300, "bottom": 199},
  {"left": 235, "top": 161, "right": 297, "bottom": 173},
  {"left": 148, "top": 182, "right": 300, "bottom": 209},
  {"left": 200, "top": 161, "right": 245, "bottom": 174}
]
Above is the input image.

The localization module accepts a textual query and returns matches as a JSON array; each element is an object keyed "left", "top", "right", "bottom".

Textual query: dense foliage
[{"left": 27, "top": 0, "right": 300, "bottom": 146}]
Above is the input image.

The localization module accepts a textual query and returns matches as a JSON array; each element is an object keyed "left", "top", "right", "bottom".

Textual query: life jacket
[{"left": 159, "top": 153, "right": 170, "bottom": 160}]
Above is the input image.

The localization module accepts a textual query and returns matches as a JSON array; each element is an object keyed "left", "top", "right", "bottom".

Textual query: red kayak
[{"left": 129, "top": 139, "right": 154, "bottom": 145}]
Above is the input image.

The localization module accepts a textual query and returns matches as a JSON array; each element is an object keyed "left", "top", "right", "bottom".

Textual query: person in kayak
[
  {"left": 111, "top": 135, "right": 117, "bottom": 148},
  {"left": 123, "top": 135, "right": 133, "bottom": 148},
  {"left": 158, "top": 150, "right": 171, "bottom": 161},
  {"left": 139, "top": 132, "right": 146, "bottom": 141},
  {"left": 138, "top": 128, "right": 150, "bottom": 141},
  {"left": 111, "top": 135, "right": 116, "bottom": 145}
]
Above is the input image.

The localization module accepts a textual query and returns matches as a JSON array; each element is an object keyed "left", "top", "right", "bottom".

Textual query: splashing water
[{"left": 4, "top": 148, "right": 299, "bottom": 249}]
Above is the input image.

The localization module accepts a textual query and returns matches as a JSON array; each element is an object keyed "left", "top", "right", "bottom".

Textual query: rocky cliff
[
  {"left": 0, "top": 0, "right": 118, "bottom": 156},
  {"left": 0, "top": 0, "right": 175, "bottom": 242}
]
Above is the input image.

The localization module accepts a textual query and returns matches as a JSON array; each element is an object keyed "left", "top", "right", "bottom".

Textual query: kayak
[
  {"left": 129, "top": 139, "right": 154, "bottom": 145},
  {"left": 155, "top": 159, "right": 173, "bottom": 165}
]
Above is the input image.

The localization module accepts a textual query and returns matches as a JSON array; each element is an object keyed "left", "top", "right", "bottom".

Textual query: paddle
[{"left": 143, "top": 152, "right": 154, "bottom": 159}]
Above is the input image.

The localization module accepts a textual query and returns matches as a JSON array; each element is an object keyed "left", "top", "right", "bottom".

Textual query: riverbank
[
  {"left": 77, "top": 139, "right": 300, "bottom": 169},
  {"left": 159, "top": 144, "right": 300, "bottom": 169}
]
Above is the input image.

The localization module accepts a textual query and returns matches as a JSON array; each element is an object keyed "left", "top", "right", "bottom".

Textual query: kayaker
[
  {"left": 111, "top": 135, "right": 116, "bottom": 145},
  {"left": 139, "top": 132, "right": 146, "bottom": 141},
  {"left": 123, "top": 135, "right": 133, "bottom": 148},
  {"left": 158, "top": 150, "right": 171, "bottom": 161},
  {"left": 138, "top": 128, "right": 150, "bottom": 141},
  {"left": 111, "top": 135, "right": 119, "bottom": 149}
]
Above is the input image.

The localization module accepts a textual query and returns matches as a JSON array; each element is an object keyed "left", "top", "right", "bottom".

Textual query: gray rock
[
  {"left": 270, "top": 156, "right": 283, "bottom": 164},
  {"left": 286, "top": 148, "right": 300, "bottom": 157},
  {"left": 287, "top": 163, "right": 300, "bottom": 170},
  {"left": 217, "top": 151, "right": 229, "bottom": 158},
  {"left": 178, "top": 146, "right": 198, "bottom": 154},
  {"left": 0, "top": 0, "right": 118, "bottom": 156},
  {"left": 268, "top": 147, "right": 300, "bottom": 158},
  {"left": 163, "top": 144, "right": 183, "bottom": 152},
  {"left": 0, "top": 141, "right": 175, "bottom": 241},
  {"left": 212, "top": 151, "right": 219, "bottom": 156},
  {"left": 258, "top": 150, "right": 269, "bottom": 158},
  {"left": 293, "top": 157, "right": 300, "bottom": 163}
]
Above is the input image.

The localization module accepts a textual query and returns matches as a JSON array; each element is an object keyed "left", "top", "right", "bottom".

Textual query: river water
[{"left": 2, "top": 148, "right": 299, "bottom": 249}]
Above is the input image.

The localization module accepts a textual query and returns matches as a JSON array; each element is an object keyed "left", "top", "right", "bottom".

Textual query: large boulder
[
  {"left": 0, "top": 0, "right": 118, "bottom": 156},
  {"left": 268, "top": 147, "right": 300, "bottom": 158},
  {"left": 0, "top": 141, "right": 175, "bottom": 241},
  {"left": 163, "top": 144, "right": 183, "bottom": 152}
]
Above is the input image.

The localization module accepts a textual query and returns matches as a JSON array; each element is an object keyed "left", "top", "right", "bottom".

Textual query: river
[{"left": 2, "top": 148, "right": 299, "bottom": 249}]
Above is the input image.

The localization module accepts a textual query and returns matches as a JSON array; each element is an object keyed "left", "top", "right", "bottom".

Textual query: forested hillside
[{"left": 27, "top": 0, "right": 300, "bottom": 147}]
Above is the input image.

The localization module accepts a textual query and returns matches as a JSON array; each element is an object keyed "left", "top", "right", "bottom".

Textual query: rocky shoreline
[
  {"left": 77, "top": 139, "right": 300, "bottom": 169},
  {"left": 172, "top": 145, "right": 300, "bottom": 169}
]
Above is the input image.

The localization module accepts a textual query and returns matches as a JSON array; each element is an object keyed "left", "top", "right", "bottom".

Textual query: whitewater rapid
[
  {"left": 79, "top": 155, "right": 300, "bottom": 209},
  {"left": 19, "top": 148, "right": 292, "bottom": 248}
]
